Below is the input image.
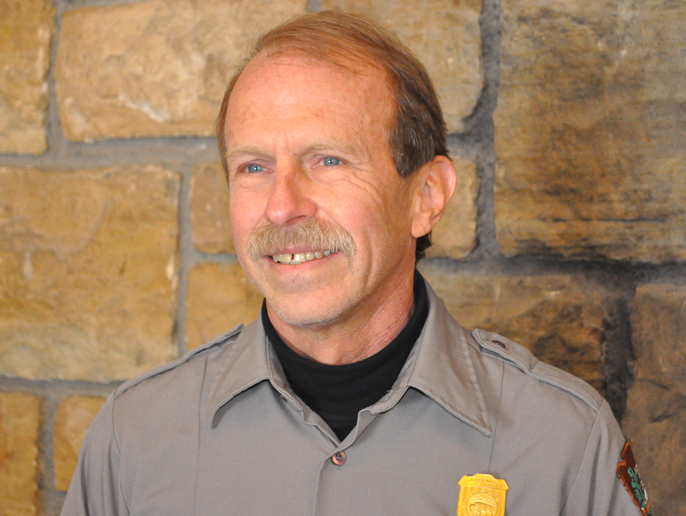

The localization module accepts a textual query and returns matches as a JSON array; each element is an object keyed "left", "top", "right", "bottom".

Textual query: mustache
[{"left": 246, "top": 219, "right": 356, "bottom": 261}]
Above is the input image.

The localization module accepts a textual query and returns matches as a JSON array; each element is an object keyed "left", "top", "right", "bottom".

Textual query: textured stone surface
[
  {"left": 495, "top": 0, "right": 686, "bottom": 263},
  {"left": 322, "top": 0, "right": 482, "bottom": 132},
  {"left": 623, "top": 284, "right": 686, "bottom": 515},
  {"left": 55, "top": 0, "right": 306, "bottom": 142},
  {"left": 630, "top": 285, "right": 686, "bottom": 394},
  {"left": 186, "top": 262, "right": 262, "bottom": 350},
  {"left": 0, "top": 392, "right": 42, "bottom": 516},
  {"left": 54, "top": 395, "right": 107, "bottom": 491},
  {"left": 419, "top": 270, "right": 607, "bottom": 391},
  {"left": 426, "top": 155, "right": 478, "bottom": 259},
  {"left": 191, "top": 163, "right": 233, "bottom": 254},
  {"left": 0, "top": 0, "right": 54, "bottom": 154},
  {"left": 0, "top": 166, "right": 179, "bottom": 381}
]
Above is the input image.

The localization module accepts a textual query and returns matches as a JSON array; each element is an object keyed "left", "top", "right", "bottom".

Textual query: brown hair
[{"left": 216, "top": 10, "right": 448, "bottom": 261}]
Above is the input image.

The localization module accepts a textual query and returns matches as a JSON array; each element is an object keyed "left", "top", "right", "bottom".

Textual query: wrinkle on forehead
[{"left": 224, "top": 53, "right": 396, "bottom": 151}]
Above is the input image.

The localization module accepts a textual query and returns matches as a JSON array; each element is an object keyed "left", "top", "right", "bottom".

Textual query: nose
[{"left": 264, "top": 163, "right": 316, "bottom": 226}]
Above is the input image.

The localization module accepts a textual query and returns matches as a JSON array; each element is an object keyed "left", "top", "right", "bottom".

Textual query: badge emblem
[
  {"left": 617, "top": 441, "right": 652, "bottom": 516},
  {"left": 457, "top": 473, "right": 508, "bottom": 516}
]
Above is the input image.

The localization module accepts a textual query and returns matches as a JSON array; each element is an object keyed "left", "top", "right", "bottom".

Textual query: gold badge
[{"left": 457, "top": 473, "right": 508, "bottom": 516}]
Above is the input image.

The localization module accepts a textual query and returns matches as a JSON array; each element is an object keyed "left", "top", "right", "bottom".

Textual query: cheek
[
  {"left": 380, "top": 185, "right": 414, "bottom": 229},
  {"left": 338, "top": 193, "right": 412, "bottom": 251},
  {"left": 229, "top": 197, "right": 257, "bottom": 248}
]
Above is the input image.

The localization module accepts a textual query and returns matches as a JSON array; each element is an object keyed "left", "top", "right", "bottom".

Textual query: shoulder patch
[
  {"left": 114, "top": 325, "right": 244, "bottom": 398},
  {"left": 618, "top": 441, "right": 652, "bottom": 516},
  {"left": 472, "top": 328, "right": 602, "bottom": 411}
]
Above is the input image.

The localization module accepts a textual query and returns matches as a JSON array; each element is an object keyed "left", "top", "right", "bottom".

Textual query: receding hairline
[
  {"left": 217, "top": 12, "right": 421, "bottom": 149},
  {"left": 250, "top": 11, "right": 410, "bottom": 73}
]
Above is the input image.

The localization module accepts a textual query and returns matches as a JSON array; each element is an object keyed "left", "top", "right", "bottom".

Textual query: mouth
[{"left": 271, "top": 250, "right": 335, "bottom": 265}]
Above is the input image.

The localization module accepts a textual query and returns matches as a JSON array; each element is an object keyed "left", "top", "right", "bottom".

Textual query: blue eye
[
  {"left": 246, "top": 164, "right": 264, "bottom": 173},
  {"left": 322, "top": 157, "right": 340, "bottom": 166}
]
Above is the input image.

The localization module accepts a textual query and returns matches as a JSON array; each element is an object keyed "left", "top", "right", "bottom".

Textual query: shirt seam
[
  {"left": 528, "top": 368, "right": 600, "bottom": 411},
  {"left": 192, "top": 353, "right": 209, "bottom": 516},
  {"left": 115, "top": 325, "right": 243, "bottom": 401},
  {"left": 487, "top": 361, "right": 505, "bottom": 473},
  {"left": 558, "top": 401, "right": 604, "bottom": 515},
  {"left": 110, "top": 395, "right": 129, "bottom": 515},
  {"left": 458, "top": 328, "right": 490, "bottom": 428}
]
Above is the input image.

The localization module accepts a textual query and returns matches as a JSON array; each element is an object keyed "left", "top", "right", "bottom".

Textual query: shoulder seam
[
  {"left": 473, "top": 329, "right": 601, "bottom": 412},
  {"left": 527, "top": 362, "right": 601, "bottom": 412},
  {"left": 113, "top": 325, "right": 244, "bottom": 399}
]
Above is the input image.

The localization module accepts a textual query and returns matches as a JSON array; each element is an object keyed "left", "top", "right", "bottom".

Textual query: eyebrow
[
  {"left": 224, "top": 146, "right": 268, "bottom": 167},
  {"left": 224, "top": 137, "right": 368, "bottom": 166}
]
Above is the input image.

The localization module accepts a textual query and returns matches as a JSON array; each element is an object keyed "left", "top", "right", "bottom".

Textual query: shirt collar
[
  {"left": 377, "top": 279, "right": 492, "bottom": 436},
  {"left": 207, "top": 276, "right": 492, "bottom": 436},
  {"left": 206, "top": 320, "right": 273, "bottom": 427}
]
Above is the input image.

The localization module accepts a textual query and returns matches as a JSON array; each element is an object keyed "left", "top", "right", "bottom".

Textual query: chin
[
  {"left": 269, "top": 302, "right": 341, "bottom": 328},
  {"left": 267, "top": 292, "right": 363, "bottom": 329}
]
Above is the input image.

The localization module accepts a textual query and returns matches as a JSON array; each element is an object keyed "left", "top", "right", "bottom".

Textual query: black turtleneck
[{"left": 263, "top": 272, "right": 429, "bottom": 441}]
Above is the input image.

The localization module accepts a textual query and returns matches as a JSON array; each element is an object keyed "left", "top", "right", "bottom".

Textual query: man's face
[{"left": 224, "top": 53, "right": 421, "bottom": 328}]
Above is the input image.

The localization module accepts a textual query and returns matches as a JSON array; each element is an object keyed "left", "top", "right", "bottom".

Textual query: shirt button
[{"left": 331, "top": 451, "right": 347, "bottom": 466}]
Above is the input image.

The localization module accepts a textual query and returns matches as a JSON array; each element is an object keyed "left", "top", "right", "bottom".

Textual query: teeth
[
  {"left": 273, "top": 253, "right": 293, "bottom": 264},
  {"left": 272, "top": 250, "right": 335, "bottom": 265}
]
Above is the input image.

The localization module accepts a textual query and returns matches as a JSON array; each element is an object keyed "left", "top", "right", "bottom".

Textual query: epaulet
[
  {"left": 472, "top": 328, "right": 603, "bottom": 412},
  {"left": 113, "top": 325, "right": 244, "bottom": 399}
]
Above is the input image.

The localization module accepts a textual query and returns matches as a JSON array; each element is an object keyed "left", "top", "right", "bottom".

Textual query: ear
[{"left": 410, "top": 155, "right": 457, "bottom": 239}]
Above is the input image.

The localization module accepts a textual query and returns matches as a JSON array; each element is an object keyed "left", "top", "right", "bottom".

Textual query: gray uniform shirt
[{"left": 62, "top": 281, "right": 643, "bottom": 516}]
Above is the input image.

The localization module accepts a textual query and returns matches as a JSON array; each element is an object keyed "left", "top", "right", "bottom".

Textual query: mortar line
[
  {"left": 47, "top": 0, "right": 67, "bottom": 160},
  {"left": 471, "top": 0, "right": 501, "bottom": 261}
]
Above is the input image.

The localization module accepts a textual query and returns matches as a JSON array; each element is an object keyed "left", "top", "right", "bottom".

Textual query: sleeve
[
  {"left": 560, "top": 400, "right": 648, "bottom": 516},
  {"left": 61, "top": 395, "right": 128, "bottom": 516}
]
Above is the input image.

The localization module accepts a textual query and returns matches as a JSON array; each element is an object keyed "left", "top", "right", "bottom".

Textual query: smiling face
[{"left": 224, "top": 53, "right": 422, "bottom": 331}]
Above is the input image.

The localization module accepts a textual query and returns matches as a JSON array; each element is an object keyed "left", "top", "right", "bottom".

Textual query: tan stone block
[
  {"left": 495, "top": 0, "right": 686, "bottom": 263},
  {"left": 426, "top": 155, "right": 478, "bottom": 259},
  {"left": 54, "top": 395, "right": 107, "bottom": 491},
  {"left": 191, "top": 163, "right": 233, "bottom": 254},
  {"left": 0, "top": 166, "right": 179, "bottom": 381},
  {"left": 322, "top": 0, "right": 482, "bottom": 132},
  {"left": 623, "top": 283, "right": 686, "bottom": 513},
  {"left": 0, "top": 0, "right": 54, "bottom": 154},
  {"left": 630, "top": 284, "right": 686, "bottom": 393},
  {"left": 55, "top": 0, "right": 306, "bottom": 142},
  {"left": 0, "top": 392, "right": 42, "bottom": 516},
  {"left": 186, "top": 262, "right": 262, "bottom": 350},
  {"left": 419, "top": 269, "right": 607, "bottom": 390}
]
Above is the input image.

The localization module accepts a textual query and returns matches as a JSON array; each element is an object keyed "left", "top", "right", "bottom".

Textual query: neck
[{"left": 266, "top": 271, "right": 416, "bottom": 365}]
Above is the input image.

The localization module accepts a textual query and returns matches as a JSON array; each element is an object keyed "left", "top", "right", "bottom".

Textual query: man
[{"left": 62, "top": 11, "right": 650, "bottom": 516}]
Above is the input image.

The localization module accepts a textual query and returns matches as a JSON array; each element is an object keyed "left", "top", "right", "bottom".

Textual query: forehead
[{"left": 224, "top": 53, "right": 395, "bottom": 142}]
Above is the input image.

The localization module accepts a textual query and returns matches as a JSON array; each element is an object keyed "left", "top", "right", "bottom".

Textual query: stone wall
[{"left": 0, "top": 0, "right": 684, "bottom": 514}]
